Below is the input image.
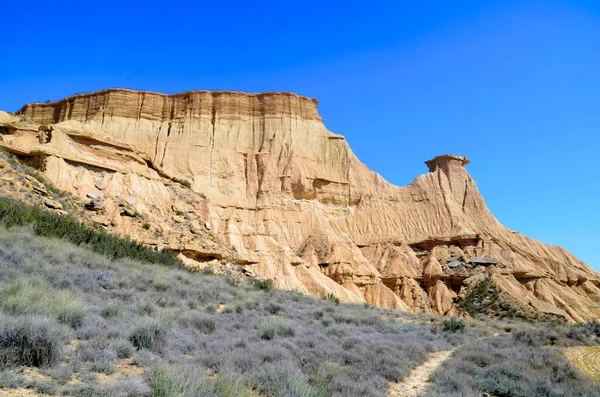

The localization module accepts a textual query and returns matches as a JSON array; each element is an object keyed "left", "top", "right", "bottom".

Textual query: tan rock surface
[{"left": 0, "top": 88, "right": 598, "bottom": 322}]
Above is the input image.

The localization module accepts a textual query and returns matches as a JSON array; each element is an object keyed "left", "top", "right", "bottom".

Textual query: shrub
[
  {"left": 323, "top": 292, "right": 340, "bottom": 306},
  {"left": 442, "top": 318, "right": 466, "bottom": 333},
  {"left": 258, "top": 318, "right": 295, "bottom": 340},
  {"left": 459, "top": 277, "right": 525, "bottom": 320},
  {"left": 129, "top": 319, "right": 168, "bottom": 352},
  {"left": 3, "top": 279, "right": 46, "bottom": 315},
  {"left": 0, "top": 369, "right": 23, "bottom": 389},
  {"left": 265, "top": 302, "right": 283, "bottom": 315},
  {"left": 136, "top": 301, "right": 156, "bottom": 316},
  {"left": 179, "top": 312, "right": 216, "bottom": 334},
  {"left": 251, "top": 278, "right": 274, "bottom": 292},
  {"left": 0, "top": 197, "right": 182, "bottom": 268},
  {"left": 424, "top": 334, "right": 600, "bottom": 397},
  {"left": 582, "top": 320, "right": 600, "bottom": 338},
  {"left": 43, "top": 363, "right": 73, "bottom": 384},
  {"left": 179, "top": 179, "right": 192, "bottom": 189},
  {"left": 101, "top": 301, "right": 121, "bottom": 318},
  {"left": 75, "top": 339, "right": 117, "bottom": 374},
  {"left": 0, "top": 314, "right": 70, "bottom": 368},
  {"left": 3, "top": 280, "right": 87, "bottom": 328},
  {"left": 52, "top": 293, "right": 87, "bottom": 329},
  {"left": 114, "top": 340, "right": 135, "bottom": 359},
  {"left": 32, "top": 380, "right": 59, "bottom": 395},
  {"left": 106, "top": 376, "right": 151, "bottom": 397},
  {"left": 0, "top": 226, "right": 476, "bottom": 396},
  {"left": 147, "top": 364, "right": 212, "bottom": 396}
]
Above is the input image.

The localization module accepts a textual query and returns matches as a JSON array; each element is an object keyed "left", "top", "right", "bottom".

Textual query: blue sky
[{"left": 1, "top": 1, "right": 598, "bottom": 269}]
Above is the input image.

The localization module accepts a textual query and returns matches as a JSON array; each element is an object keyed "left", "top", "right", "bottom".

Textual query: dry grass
[
  {"left": 1, "top": 202, "right": 600, "bottom": 396},
  {"left": 565, "top": 346, "right": 600, "bottom": 382},
  {"left": 0, "top": 226, "right": 472, "bottom": 396}
]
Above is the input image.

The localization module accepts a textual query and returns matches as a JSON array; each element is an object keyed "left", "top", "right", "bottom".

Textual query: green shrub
[
  {"left": 261, "top": 326, "right": 276, "bottom": 341},
  {"left": 51, "top": 292, "right": 87, "bottom": 329},
  {"left": 3, "top": 280, "right": 87, "bottom": 328},
  {"left": 0, "top": 197, "right": 182, "bottom": 268},
  {"left": 179, "top": 179, "right": 192, "bottom": 189},
  {"left": 3, "top": 279, "right": 46, "bottom": 315},
  {"left": 0, "top": 314, "right": 70, "bottom": 368},
  {"left": 55, "top": 304, "right": 87, "bottom": 329},
  {"left": 213, "top": 371, "right": 254, "bottom": 397},
  {"left": 459, "top": 276, "right": 523, "bottom": 319},
  {"left": 323, "top": 293, "right": 340, "bottom": 306},
  {"left": 251, "top": 278, "right": 274, "bottom": 292},
  {"left": 442, "top": 318, "right": 466, "bottom": 333}
]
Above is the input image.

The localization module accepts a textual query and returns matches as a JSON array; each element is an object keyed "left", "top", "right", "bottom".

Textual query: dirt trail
[
  {"left": 565, "top": 346, "right": 600, "bottom": 381},
  {"left": 0, "top": 388, "right": 43, "bottom": 396},
  {"left": 389, "top": 349, "right": 454, "bottom": 396}
]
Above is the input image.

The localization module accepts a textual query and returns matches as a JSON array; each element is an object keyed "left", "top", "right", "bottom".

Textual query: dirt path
[
  {"left": 389, "top": 349, "right": 454, "bottom": 397},
  {"left": 0, "top": 388, "right": 43, "bottom": 396},
  {"left": 565, "top": 346, "right": 600, "bottom": 382}
]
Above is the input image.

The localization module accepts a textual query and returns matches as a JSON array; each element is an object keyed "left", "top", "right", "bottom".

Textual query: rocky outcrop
[{"left": 1, "top": 88, "right": 598, "bottom": 322}]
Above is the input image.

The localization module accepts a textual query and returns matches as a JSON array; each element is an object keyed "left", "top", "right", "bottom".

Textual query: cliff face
[{"left": 3, "top": 88, "right": 599, "bottom": 322}]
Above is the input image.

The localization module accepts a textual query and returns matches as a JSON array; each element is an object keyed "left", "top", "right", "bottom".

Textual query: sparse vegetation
[
  {"left": 130, "top": 319, "right": 168, "bottom": 352},
  {"left": 442, "top": 318, "right": 465, "bottom": 333},
  {"left": 0, "top": 314, "right": 70, "bottom": 368},
  {"left": 0, "top": 226, "right": 472, "bottom": 396},
  {"left": 179, "top": 179, "right": 192, "bottom": 189},
  {"left": 0, "top": 196, "right": 182, "bottom": 267},
  {"left": 250, "top": 277, "right": 273, "bottom": 292},
  {"left": 0, "top": 201, "right": 599, "bottom": 395},
  {"left": 425, "top": 324, "right": 600, "bottom": 397},
  {"left": 323, "top": 292, "right": 340, "bottom": 305},
  {"left": 460, "top": 276, "right": 525, "bottom": 319}
]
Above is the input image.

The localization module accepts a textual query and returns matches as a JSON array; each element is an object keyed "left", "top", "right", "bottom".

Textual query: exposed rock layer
[{"left": 1, "top": 88, "right": 598, "bottom": 322}]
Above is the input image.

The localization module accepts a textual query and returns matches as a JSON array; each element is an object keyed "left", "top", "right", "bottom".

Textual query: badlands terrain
[
  {"left": 0, "top": 88, "right": 599, "bottom": 322},
  {"left": 0, "top": 202, "right": 598, "bottom": 396},
  {"left": 0, "top": 89, "right": 600, "bottom": 395}
]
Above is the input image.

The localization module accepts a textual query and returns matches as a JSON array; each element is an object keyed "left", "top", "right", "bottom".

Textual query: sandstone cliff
[{"left": 1, "top": 88, "right": 598, "bottom": 322}]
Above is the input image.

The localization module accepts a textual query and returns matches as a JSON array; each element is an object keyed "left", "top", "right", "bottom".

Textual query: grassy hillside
[
  {"left": 0, "top": 226, "right": 476, "bottom": 396},
  {"left": 0, "top": 195, "right": 181, "bottom": 268},
  {"left": 0, "top": 201, "right": 599, "bottom": 396}
]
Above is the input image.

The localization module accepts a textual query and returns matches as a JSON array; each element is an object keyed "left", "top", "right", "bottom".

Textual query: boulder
[
  {"left": 84, "top": 198, "right": 104, "bottom": 211},
  {"left": 43, "top": 197, "right": 63, "bottom": 210}
]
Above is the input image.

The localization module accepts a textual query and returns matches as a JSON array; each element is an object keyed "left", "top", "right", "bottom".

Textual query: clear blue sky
[{"left": 1, "top": 1, "right": 598, "bottom": 269}]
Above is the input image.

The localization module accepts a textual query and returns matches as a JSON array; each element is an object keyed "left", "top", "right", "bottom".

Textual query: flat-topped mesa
[
  {"left": 13, "top": 88, "right": 352, "bottom": 212},
  {"left": 425, "top": 154, "right": 470, "bottom": 173},
  {"left": 18, "top": 88, "right": 322, "bottom": 125}
]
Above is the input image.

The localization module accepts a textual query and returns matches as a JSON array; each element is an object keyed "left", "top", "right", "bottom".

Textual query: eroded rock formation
[{"left": 1, "top": 88, "right": 599, "bottom": 322}]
